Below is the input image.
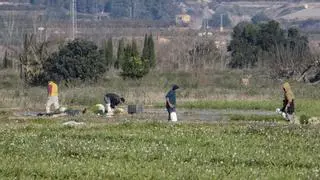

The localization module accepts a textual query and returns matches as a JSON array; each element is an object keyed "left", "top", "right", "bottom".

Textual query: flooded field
[
  {"left": 142, "top": 108, "right": 277, "bottom": 122},
  {"left": 7, "top": 107, "right": 284, "bottom": 124}
]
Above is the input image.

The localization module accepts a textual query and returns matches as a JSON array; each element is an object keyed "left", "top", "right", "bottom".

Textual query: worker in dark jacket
[
  {"left": 104, "top": 93, "right": 125, "bottom": 115},
  {"left": 166, "top": 85, "right": 179, "bottom": 121}
]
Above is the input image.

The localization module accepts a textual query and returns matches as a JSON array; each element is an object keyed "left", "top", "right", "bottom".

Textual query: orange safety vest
[{"left": 48, "top": 81, "right": 58, "bottom": 96}]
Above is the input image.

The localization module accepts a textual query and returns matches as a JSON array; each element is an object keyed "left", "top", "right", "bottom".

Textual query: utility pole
[
  {"left": 95, "top": 0, "right": 99, "bottom": 20},
  {"left": 71, "top": 0, "right": 77, "bottom": 40},
  {"left": 220, "top": 14, "right": 224, "bottom": 32},
  {"left": 130, "top": 0, "right": 135, "bottom": 19}
]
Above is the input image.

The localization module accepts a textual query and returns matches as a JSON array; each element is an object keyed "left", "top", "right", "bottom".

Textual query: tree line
[
  {"left": 14, "top": 33, "right": 155, "bottom": 85},
  {"left": 2, "top": 18, "right": 317, "bottom": 83},
  {"left": 227, "top": 20, "right": 312, "bottom": 78}
]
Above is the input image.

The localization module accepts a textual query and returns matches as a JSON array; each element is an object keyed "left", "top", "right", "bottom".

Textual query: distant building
[
  {"left": 198, "top": 31, "right": 213, "bottom": 37},
  {"left": 0, "top": 0, "right": 30, "bottom": 6},
  {"left": 175, "top": 14, "right": 191, "bottom": 26}
]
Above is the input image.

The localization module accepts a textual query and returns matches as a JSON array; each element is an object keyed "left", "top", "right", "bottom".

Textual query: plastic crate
[{"left": 128, "top": 104, "right": 144, "bottom": 114}]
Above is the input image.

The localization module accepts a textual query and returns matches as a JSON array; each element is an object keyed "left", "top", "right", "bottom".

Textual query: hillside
[
  {"left": 0, "top": 0, "right": 319, "bottom": 48},
  {"left": 0, "top": 0, "right": 320, "bottom": 30}
]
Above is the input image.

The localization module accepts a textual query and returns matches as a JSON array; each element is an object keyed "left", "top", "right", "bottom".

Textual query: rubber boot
[{"left": 287, "top": 114, "right": 294, "bottom": 123}]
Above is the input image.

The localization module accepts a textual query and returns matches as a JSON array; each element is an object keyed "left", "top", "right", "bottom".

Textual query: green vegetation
[
  {"left": 19, "top": 35, "right": 156, "bottom": 85},
  {"left": 142, "top": 34, "right": 156, "bottom": 69},
  {"left": 20, "top": 36, "right": 109, "bottom": 85},
  {"left": 121, "top": 38, "right": 153, "bottom": 79},
  {"left": 299, "top": 114, "right": 310, "bottom": 125},
  {"left": 0, "top": 35, "right": 319, "bottom": 178},
  {"left": 104, "top": 37, "right": 114, "bottom": 69},
  {"left": 0, "top": 69, "right": 319, "bottom": 111},
  {"left": 116, "top": 38, "right": 125, "bottom": 70},
  {"left": 178, "top": 100, "right": 320, "bottom": 117},
  {"left": 0, "top": 121, "right": 320, "bottom": 179},
  {"left": 228, "top": 114, "right": 284, "bottom": 122},
  {"left": 0, "top": 2, "right": 319, "bottom": 179},
  {"left": 2, "top": 50, "right": 10, "bottom": 69},
  {"left": 228, "top": 20, "right": 311, "bottom": 78},
  {"left": 42, "top": 39, "right": 106, "bottom": 84},
  {"left": 177, "top": 100, "right": 277, "bottom": 111}
]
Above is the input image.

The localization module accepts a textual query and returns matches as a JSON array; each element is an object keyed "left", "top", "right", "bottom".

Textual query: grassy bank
[
  {"left": 0, "top": 121, "right": 320, "bottom": 179},
  {"left": 178, "top": 100, "right": 278, "bottom": 111},
  {"left": 177, "top": 99, "right": 320, "bottom": 116},
  {"left": 228, "top": 114, "right": 284, "bottom": 122}
]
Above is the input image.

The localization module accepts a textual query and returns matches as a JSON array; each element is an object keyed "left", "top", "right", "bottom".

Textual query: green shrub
[
  {"left": 229, "top": 114, "right": 284, "bottom": 122},
  {"left": 299, "top": 114, "right": 310, "bottom": 125},
  {"left": 40, "top": 39, "right": 106, "bottom": 84},
  {"left": 121, "top": 40, "right": 149, "bottom": 79}
]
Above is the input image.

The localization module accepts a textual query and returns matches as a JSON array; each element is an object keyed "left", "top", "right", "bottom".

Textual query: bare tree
[
  {"left": 19, "top": 33, "right": 53, "bottom": 84},
  {"left": 1, "top": 11, "right": 16, "bottom": 46},
  {"left": 268, "top": 43, "right": 313, "bottom": 79}
]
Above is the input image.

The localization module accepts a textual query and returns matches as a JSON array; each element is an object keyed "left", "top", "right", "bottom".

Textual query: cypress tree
[
  {"left": 116, "top": 38, "right": 125, "bottom": 69},
  {"left": 3, "top": 50, "right": 9, "bottom": 69},
  {"left": 124, "top": 43, "right": 132, "bottom": 59},
  {"left": 121, "top": 43, "right": 132, "bottom": 77},
  {"left": 108, "top": 37, "right": 114, "bottom": 66},
  {"left": 104, "top": 37, "right": 114, "bottom": 68},
  {"left": 148, "top": 34, "right": 156, "bottom": 68},
  {"left": 131, "top": 38, "right": 139, "bottom": 57},
  {"left": 121, "top": 41, "right": 146, "bottom": 79},
  {"left": 142, "top": 34, "right": 148, "bottom": 60}
]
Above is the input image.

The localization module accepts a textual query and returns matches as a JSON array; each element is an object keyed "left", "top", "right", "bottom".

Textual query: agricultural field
[
  {"left": 0, "top": 69, "right": 320, "bottom": 179},
  {"left": 0, "top": 0, "right": 319, "bottom": 178},
  {"left": 1, "top": 117, "right": 320, "bottom": 179}
]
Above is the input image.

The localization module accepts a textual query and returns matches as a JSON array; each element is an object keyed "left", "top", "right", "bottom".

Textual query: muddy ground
[{"left": 9, "top": 107, "right": 280, "bottom": 123}]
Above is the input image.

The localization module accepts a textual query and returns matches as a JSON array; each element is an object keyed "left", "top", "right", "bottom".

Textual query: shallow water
[
  {"left": 11, "top": 107, "right": 279, "bottom": 122},
  {"left": 143, "top": 108, "right": 276, "bottom": 122}
]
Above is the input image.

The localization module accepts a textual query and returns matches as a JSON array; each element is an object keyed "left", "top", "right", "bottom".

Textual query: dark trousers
[
  {"left": 281, "top": 100, "right": 295, "bottom": 115},
  {"left": 166, "top": 106, "right": 175, "bottom": 121}
]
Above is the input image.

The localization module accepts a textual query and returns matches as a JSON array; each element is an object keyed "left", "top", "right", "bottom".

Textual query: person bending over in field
[
  {"left": 104, "top": 93, "right": 125, "bottom": 116},
  {"left": 281, "top": 82, "right": 295, "bottom": 122}
]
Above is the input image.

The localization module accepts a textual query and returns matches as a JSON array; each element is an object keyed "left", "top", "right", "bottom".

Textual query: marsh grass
[
  {"left": 228, "top": 114, "right": 284, "bottom": 122},
  {"left": 0, "top": 69, "right": 319, "bottom": 117},
  {"left": 179, "top": 100, "right": 277, "bottom": 111},
  {"left": 177, "top": 99, "right": 320, "bottom": 117}
]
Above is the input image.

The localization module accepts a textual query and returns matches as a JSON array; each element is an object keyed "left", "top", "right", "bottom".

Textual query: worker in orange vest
[{"left": 46, "top": 80, "right": 60, "bottom": 113}]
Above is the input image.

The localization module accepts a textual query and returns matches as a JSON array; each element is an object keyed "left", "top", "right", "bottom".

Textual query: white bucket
[{"left": 170, "top": 112, "right": 178, "bottom": 122}]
